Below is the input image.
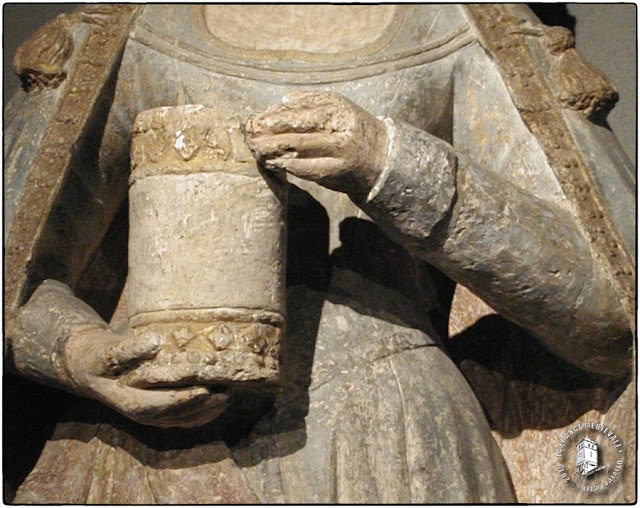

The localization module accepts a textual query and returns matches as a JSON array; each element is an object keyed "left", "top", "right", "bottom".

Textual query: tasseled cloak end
[
  {"left": 542, "top": 26, "right": 619, "bottom": 121},
  {"left": 13, "top": 13, "right": 75, "bottom": 92}
]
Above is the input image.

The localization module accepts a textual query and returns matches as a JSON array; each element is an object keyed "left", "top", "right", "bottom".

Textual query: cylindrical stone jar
[{"left": 126, "top": 105, "right": 286, "bottom": 389}]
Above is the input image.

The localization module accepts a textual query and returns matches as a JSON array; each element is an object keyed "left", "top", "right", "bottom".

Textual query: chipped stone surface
[
  {"left": 123, "top": 318, "right": 281, "bottom": 387},
  {"left": 15, "top": 278, "right": 515, "bottom": 503},
  {"left": 4, "top": 4, "right": 141, "bottom": 316},
  {"left": 127, "top": 106, "right": 287, "bottom": 386},
  {"left": 5, "top": 4, "right": 635, "bottom": 504}
]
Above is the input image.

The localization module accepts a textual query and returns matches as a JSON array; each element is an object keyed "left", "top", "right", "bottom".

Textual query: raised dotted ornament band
[{"left": 127, "top": 105, "right": 287, "bottom": 388}]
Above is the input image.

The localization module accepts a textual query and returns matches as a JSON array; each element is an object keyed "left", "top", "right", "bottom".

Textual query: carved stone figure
[{"left": 4, "top": 5, "right": 635, "bottom": 503}]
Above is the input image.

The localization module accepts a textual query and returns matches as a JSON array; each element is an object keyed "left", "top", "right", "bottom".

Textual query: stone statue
[{"left": 4, "top": 5, "right": 635, "bottom": 503}]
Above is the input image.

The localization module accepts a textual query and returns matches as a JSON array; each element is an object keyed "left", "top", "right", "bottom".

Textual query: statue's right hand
[
  {"left": 64, "top": 327, "right": 229, "bottom": 428},
  {"left": 245, "top": 90, "right": 389, "bottom": 196}
]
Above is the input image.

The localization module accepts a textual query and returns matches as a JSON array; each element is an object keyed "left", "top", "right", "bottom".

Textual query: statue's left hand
[
  {"left": 64, "top": 327, "right": 229, "bottom": 428},
  {"left": 245, "top": 90, "right": 389, "bottom": 196}
]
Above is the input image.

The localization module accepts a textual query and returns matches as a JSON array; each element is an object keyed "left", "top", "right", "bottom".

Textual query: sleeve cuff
[
  {"left": 11, "top": 280, "right": 108, "bottom": 391},
  {"left": 357, "top": 118, "right": 458, "bottom": 247}
]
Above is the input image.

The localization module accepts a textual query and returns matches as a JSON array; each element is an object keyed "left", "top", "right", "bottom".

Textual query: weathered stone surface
[
  {"left": 448, "top": 312, "right": 635, "bottom": 503},
  {"left": 4, "top": 5, "right": 141, "bottom": 317},
  {"left": 14, "top": 418, "right": 262, "bottom": 504},
  {"left": 448, "top": 283, "right": 496, "bottom": 336},
  {"left": 236, "top": 277, "right": 515, "bottom": 503},
  {"left": 11, "top": 279, "right": 107, "bottom": 391},
  {"left": 124, "top": 317, "right": 281, "bottom": 387},
  {"left": 12, "top": 13, "right": 75, "bottom": 91},
  {"left": 4, "top": 4, "right": 634, "bottom": 505},
  {"left": 127, "top": 106, "right": 286, "bottom": 387},
  {"left": 201, "top": 5, "right": 398, "bottom": 56},
  {"left": 466, "top": 4, "right": 635, "bottom": 325},
  {"left": 13, "top": 422, "right": 99, "bottom": 504}
]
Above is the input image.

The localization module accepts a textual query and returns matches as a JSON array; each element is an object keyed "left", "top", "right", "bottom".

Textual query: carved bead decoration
[{"left": 123, "top": 319, "right": 281, "bottom": 388}]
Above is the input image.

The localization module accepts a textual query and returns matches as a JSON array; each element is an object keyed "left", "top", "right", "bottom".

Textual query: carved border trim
[
  {"left": 129, "top": 308, "right": 285, "bottom": 328},
  {"left": 465, "top": 4, "right": 635, "bottom": 325},
  {"left": 5, "top": 5, "right": 142, "bottom": 315},
  {"left": 131, "top": 19, "right": 475, "bottom": 85}
]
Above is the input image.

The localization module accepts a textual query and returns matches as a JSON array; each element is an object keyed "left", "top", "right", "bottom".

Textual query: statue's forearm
[
  {"left": 7, "top": 280, "right": 108, "bottom": 391},
  {"left": 356, "top": 119, "right": 631, "bottom": 377}
]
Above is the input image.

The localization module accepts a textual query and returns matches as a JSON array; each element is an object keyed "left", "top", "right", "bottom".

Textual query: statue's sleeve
[
  {"left": 354, "top": 118, "right": 631, "bottom": 377},
  {"left": 9, "top": 280, "right": 109, "bottom": 392},
  {"left": 4, "top": 6, "right": 140, "bottom": 388}
]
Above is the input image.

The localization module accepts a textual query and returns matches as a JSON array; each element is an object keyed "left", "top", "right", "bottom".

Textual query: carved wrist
[
  {"left": 356, "top": 115, "right": 391, "bottom": 195},
  {"left": 10, "top": 280, "right": 108, "bottom": 393},
  {"left": 354, "top": 118, "right": 458, "bottom": 248}
]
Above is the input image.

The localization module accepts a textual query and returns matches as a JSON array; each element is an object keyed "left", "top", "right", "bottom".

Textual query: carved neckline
[
  {"left": 132, "top": 18, "right": 474, "bottom": 85},
  {"left": 191, "top": 5, "right": 406, "bottom": 64}
]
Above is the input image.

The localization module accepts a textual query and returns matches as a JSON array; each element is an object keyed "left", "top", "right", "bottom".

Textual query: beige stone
[{"left": 128, "top": 105, "right": 287, "bottom": 387}]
